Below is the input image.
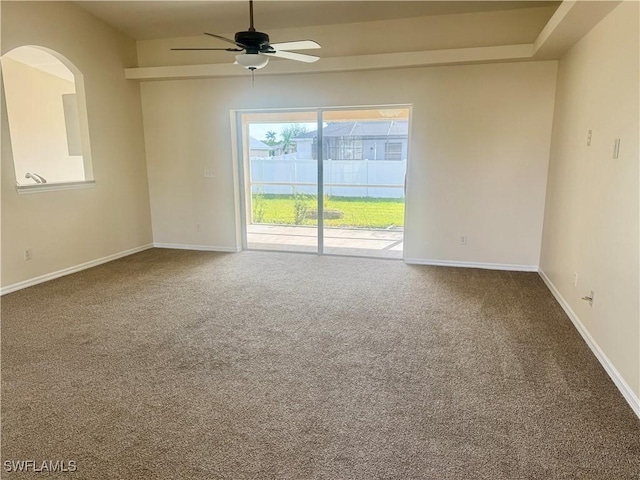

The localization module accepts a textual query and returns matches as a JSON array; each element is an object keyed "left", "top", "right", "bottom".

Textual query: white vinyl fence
[{"left": 250, "top": 155, "right": 407, "bottom": 198}]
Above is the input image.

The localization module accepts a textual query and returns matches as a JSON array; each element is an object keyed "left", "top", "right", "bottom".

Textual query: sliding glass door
[
  {"left": 319, "top": 108, "right": 408, "bottom": 259},
  {"left": 240, "top": 110, "right": 319, "bottom": 253},
  {"left": 238, "top": 106, "right": 409, "bottom": 259}
]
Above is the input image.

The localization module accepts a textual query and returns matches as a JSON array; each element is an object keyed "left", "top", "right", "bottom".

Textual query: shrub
[
  {"left": 252, "top": 188, "right": 265, "bottom": 223},
  {"left": 292, "top": 188, "right": 308, "bottom": 225}
]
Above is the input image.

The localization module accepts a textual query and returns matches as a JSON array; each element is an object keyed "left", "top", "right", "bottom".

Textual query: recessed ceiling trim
[
  {"left": 74, "top": 1, "right": 561, "bottom": 41},
  {"left": 533, "top": 0, "right": 622, "bottom": 59},
  {"left": 125, "top": 44, "right": 535, "bottom": 80}
]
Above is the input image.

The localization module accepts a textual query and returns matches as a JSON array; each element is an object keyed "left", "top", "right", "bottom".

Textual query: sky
[{"left": 249, "top": 123, "right": 318, "bottom": 142}]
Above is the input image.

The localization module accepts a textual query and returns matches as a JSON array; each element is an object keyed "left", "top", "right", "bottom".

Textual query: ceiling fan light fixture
[
  {"left": 235, "top": 53, "right": 269, "bottom": 70},
  {"left": 172, "top": 1, "right": 321, "bottom": 76}
]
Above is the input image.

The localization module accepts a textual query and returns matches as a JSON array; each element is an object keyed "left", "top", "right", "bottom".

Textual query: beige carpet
[{"left": 2, "top": 248, "right": 639, "bottom": 479}]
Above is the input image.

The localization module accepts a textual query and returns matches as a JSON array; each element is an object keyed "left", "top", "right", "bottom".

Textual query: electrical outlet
[
  {"left": 573, "top": 272, "right": 578, "bottom": 288},
  {"left": 582, "top": 290, "right": 594, "bottom": 307},
  {"left": 196, "top": 223, "right": 201, "bottom": 231},
  {"left": 24, "top": 249, "right": 32, "bottom": 261},
  {"left": 587, "top": 130, "right": 592, "bottom": 146},
  {"left": 460, "top": 235, "right": 467, "bottom": 246}
]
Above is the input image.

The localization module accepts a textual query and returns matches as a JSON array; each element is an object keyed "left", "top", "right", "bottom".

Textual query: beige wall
[
  {"left": 1, "top": 1, "right": 152, "bottom": 289},
  {"left": 540, "top": 2, "right": 639, "bottom": 399},
  {"left": 141, "top": 60, "right": 557, "bottom": 266}
]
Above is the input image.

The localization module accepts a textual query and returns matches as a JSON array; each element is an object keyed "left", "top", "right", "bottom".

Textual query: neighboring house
[
  {"left": 295, "top": 121, "right": 408, "bottom": 161},
  {"left": 249, "top": 137, "right": 273, "bottom": 158}
]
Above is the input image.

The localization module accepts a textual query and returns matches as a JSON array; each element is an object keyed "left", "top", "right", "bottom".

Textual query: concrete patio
[{"left": 247, "top": 224, "right": 404, "bottom": 259}]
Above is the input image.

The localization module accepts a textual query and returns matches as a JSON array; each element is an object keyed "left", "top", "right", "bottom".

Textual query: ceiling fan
[{"left": 172, "top": 0, "right": 321, "bottom": 71}]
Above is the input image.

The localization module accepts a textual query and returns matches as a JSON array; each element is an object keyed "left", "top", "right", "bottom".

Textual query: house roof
[
  {"left": 297, "top": 120, "right": 408, "bottom": 139},
  {"left": 249, "top": 137, "right": 272, "bottom": 150}
]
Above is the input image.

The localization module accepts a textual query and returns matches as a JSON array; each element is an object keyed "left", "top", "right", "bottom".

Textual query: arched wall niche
[{"left": 1, "top": 45, "right": 93, "bottom": 190}]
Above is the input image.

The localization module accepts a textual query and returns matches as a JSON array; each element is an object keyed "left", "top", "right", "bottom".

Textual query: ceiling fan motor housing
[{"left": 235, "top": 31, "right": 272, "bottom": 54}]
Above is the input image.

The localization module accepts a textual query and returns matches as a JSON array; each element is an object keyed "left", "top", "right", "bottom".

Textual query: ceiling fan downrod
[{"left": 248, "top": 0, "right": 255, "bottom": 32}]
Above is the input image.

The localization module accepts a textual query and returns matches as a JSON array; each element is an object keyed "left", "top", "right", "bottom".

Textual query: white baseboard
[
  {"left": 404, "top": 258, "right": 538, "bottom": 272},
  {"left": 539, "top": 269, "right": 640, "bottom": 419},
  {"left": 153, "top": 242, "right": 241, "bottom": 253},
  {"left": 1, "top": 244, "right": 154, "bottom": 296}
]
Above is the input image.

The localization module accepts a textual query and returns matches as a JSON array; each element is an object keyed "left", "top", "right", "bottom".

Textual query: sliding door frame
[
  {"left": 235, "top": 104, "right": 411, "bottom": 257},
  {"left": 236, "top": 107, "right": 323, "bottom": 253}
]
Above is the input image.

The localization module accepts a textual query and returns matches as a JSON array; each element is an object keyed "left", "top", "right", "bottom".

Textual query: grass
[{"left": 251, "top": 193, "right": 404, "bottom": 229}]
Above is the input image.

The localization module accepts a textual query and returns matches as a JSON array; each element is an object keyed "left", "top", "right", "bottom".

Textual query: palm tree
[
  {"left": 263, "top": 130, "right": 278, "bottom": 156},
  {"left": 264, "top": 130, "right": 277, "bottom": 146}
]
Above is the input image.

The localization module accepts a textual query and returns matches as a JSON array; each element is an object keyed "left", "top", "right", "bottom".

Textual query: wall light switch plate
[{"left": 587, "top": 130, "right": 592, "bottom": 146}]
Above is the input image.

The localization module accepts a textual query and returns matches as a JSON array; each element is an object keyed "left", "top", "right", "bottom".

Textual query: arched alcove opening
[{"left": 1, "top": 45, "right": 93, "bottom": 188}]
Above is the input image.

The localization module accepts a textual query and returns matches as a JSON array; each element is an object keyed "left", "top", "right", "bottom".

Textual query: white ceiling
[{"left": 74, "top": 1, "right": 561, "bottom": 41}]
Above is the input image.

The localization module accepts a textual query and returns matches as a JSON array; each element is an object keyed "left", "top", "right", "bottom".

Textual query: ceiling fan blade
[
  {"left": 269, "top": 40, "right": 321, "bottom": 51},
  {"left": 172, "top": 47, "right": 243, "bottom": 51},
  {"left": 204, "top": 32, "right": 247, "bottom": 48},
  {"left": 263, "top": 50, "right": 320, "bottom": 63}
]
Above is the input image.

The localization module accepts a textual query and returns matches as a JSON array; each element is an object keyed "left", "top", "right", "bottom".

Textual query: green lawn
[{"left": 251, "top": 194, "right": 404, "bottom": 229}]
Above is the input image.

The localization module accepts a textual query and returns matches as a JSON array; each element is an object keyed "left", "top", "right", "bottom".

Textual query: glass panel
[
  {"left": 320, "top": 108, "right": 409, "bottom": 259},
  {"left": 240, "top": 107, "right": 409, "bottom": 258},
  {"left": 242, "top": 111, "right": 319, "bottom": 253}
]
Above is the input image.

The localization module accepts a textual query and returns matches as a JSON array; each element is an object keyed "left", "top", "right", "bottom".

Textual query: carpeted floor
[{"left": 2, "top": 248, "right": 639, "bottom": 479}]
